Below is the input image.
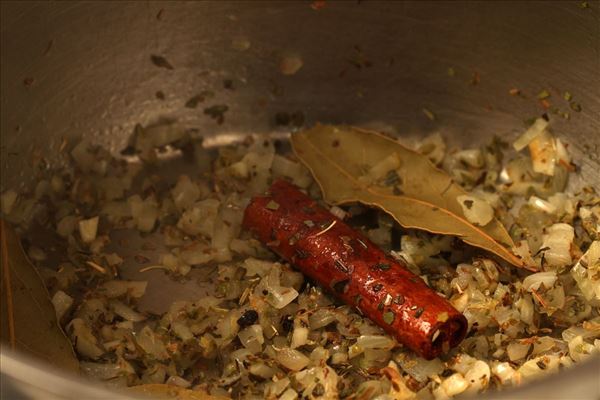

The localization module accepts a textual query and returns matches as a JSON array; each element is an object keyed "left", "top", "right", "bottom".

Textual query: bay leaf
[
  {"left": 291, "top": 125, "right": 528, "bottom": 268},
  {"left": 0, "top": 219, "right": 79, "bottom": 371},
  {"left": 127, "top": 384, "right": 229, "bottom": 399}
]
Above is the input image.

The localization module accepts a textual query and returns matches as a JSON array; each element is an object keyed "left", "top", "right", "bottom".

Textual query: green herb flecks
[
  {"left": 375, "top": 262, "right": 391, "bottom": 271},
  {"left": 422, "top": 108, "right": 436, "bottom": 121},
  {"left": 537, "top": 90, "right": 551, "bottom": 100},
  {"left": 150, "top": 54, "right": 174, "bottom": 70},
  {"left": 266, "top": 200, "right": 280, "bottom": 210},
  {"left": 185, "top": 91, "right": 214, "bottom": 108},
  {"left": 204, "top": 105, "right": 229, "bottom": 124},
  {"left": 383, "top": 311, "right": 395, "bottom": 325}
]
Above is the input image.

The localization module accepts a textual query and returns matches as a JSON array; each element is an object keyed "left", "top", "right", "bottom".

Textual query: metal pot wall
[{"left": 1, "top": 1, "right": 599, "bottom": 399}]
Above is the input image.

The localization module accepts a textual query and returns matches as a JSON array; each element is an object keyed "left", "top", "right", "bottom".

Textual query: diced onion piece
[
  {"left": 69, "top": 319, "right": 105, "bottom": 359},
  {"left": 249, "top": 363, "right": 276, "bottom": 379},
  {"left": 176, "top": 198, "right": 219, "bottom": 237},
  {"left": 522, "top": 271, "right": 557, "bottom": 292},
  {"left": 171, "top": 321, "right": 194, "bottom": 341},
  {"left": 568, "top": 335, "right": 596, "bottom": 362},
  {"left": 441, "top": 373, "right": 469, "bottom": 397},
  {"left": 291, "top": 325, "right": 309, "bottom": 349},
  {"left": 165, "top": 376, "right": 192, "bottom": 388},
  {"left": 243, "top": 258, "right": 275, "bottom": 277},
  {"left": 518, "top": 355, "right": 560, "bottom": 380},
  {"left": 464, "top": 360, "right": 491, "bottom": 394},
  {"left": 135, "top": 326, "right": 169, "bottom": 360},
  {"left": 540, "top": 223, "right": 574, "bottom": 268},
  {"left": 110, "top": 300, "right": 146, "bottom": 322},
  {"left": 279, "top": 388, "right": 298, "bottom": 400},
  {"left": 128, "top": 195, "right": 158, "bottom": 232},
  {"left": 507, "top": 341, "right": 531, "bottom": 361},
  {"left": 57, "top": 215, "right": 78, "bottom": 237},
  {"left": 528, "top": 195, "right": 557, "bottom": 214},
  {"left": 492, "top": 362, "right": 516, "bottom": 385},
  {"left": 571, "top": 241, "right": 600, "bottom": 305},
  {"left": 395, "top": 354, "right": 444, "bottom": 383},
  {"left": 265, "top": 286, "right": 298, "bottom": 309},
  {"left": 100, "top": 280, "right": 147, "bottom": 298},
  {"left": 309, "top": 308, "right": 337, "bottom": 330},
  {"left": 513, "top": 117, "right": 549, "bottom": 151},
  {"left": 51, "top": 290, "right": 73, "bottom": 321},
  {"left": 238, "top": 324, "right": 264, "bottom": 353},
  {"left": 176, "top": 245, "right": 210, "bottom": 269},
  {"left": 356, "top": 335, "right": 395, "bottom": 350},
  {"left": 276, "top": 347, "right": 310, "bottom": 371},
  {"left": 532, "top": 336, "right": 556, "bottom": 355},
  {"left": 457, "top": 195, "right": 494, "bottom": 226},
  {"left": 455, "top": 149, "right": 484, "bottom": 168},
  {"left": 329, "top": 206, "right": 347, "bottom": 220},
  {"left": 79, "top": 216, "right": 99, "bottom": 243},
  {"left": 264, "top": 377, "right": 290, "bottom": 398},
  {"left": 528, "top": 130, "right": 556, "bottom": 176},
  {"left": 555, "top": 138, "right": 571, "bottom": 164}
]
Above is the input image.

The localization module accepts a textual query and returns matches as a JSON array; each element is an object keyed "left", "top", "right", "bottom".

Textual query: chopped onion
[
  {"left": 238, "top": 324, "right": 264, "bottom": 353},
  {"left": 329, "top": 206, "right": 347, "bottom": 220},
  {"left": 279, "top": 388, "right": 298, "bottom": 400},
  {"left": 528, "top": 130, "right": 556, "bottom": 176},
  {"left": 69, "top": 318, "right": 105, "bottom": 359},
  {"left": 356, "top": 335, "right": 395, "bottom": 350},
  {"left": 464, "top": 360, "right": 490, "bottom": 394},
  {"left": 176, "top": 198, "right": 219, "bottom": 237},
  {"left": 276, "top": 347, "right": 310, "bottom": 371},
  {"left": 540, "top": 223, "right": 574, "bottom": 268},
  {"left": 396, "top": 353, "right": 444, "bottom": 383},
  {"left": 455, "top": 149, "right": 484, "bottom": 168},
  {"left": 522, "top": 271, "right": 557, "bottom": 292},
  {"left": 128, "top": 195, "right": 158, "bottom": 232},
  {"left": 81, "top": 362, "right": 123, "bottom": 380},
  {"left": 110, "top": 300, "right": 146, "bottom": 322},
  {"left": 291, "top": 324, "right": 309, "bottom": 349},
  {"left": 457, "top": 195, "right": 494, "bottom": 226},
  {"left": 100, "top": 280, "right": 147, "bottom": 298},
  {"left": 532, "top": 337, "right": 556, "bottom": 355},
  {"left": 441, "top": 373, "right": 469, "bottom": 396},
  {"left": 264, "top": 377, "right": 290, "bottom": 397},
  {"left": 79, "top": 216, "right": 99, "bottom": 243},
  {"left": 265, "top": 286, "right": 298, "bottom": 309},
  {"left": 243, "top": 258, "right": 274, "bottom": 277},
  {"left": 528, "top": 195, "right": 557, "bottom": 214},
  {"left": 513, "top": 117, "right": 549, "bottom": 151},
  {"left": 135, "top": 326, "right": 169, "bottom": 360},
  {"left": 171, "top": 175, "right": 202, "bottom": 211},
  {"left": 507, "top": 341, "right": 530, "bottom": 361},
  {"left": 309, "top": 308, "right": 337, "bottom": 330},
  {"left": 491, "top": 362, "right": 516, "bottom": 385},
  {"left": 51, "top": 290, "right": 73, "bottom": 321},
  {"left": 249, "top": 362, "right": 275, "bottom": 379},
  {"left": 165, "top": 376, "right": 191, "bottom": 388},
  {"left": 571, "top": 241, "right": 600, "bottom": 305},
  {"left": 171, "top": 321, "right": 194, "bottom": 341}
]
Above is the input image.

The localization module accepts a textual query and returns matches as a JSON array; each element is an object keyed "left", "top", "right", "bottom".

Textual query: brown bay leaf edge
[
  {"left": 0, "top": 219, "right": 79, "bottom": 372},
  {"left": 291, "top": 125, "right": 530, "bottom": 269}
]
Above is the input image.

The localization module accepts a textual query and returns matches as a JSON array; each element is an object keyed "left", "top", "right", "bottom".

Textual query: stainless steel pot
[{"left": 1, "top": 1, "right": 599, "bottom": 399}]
